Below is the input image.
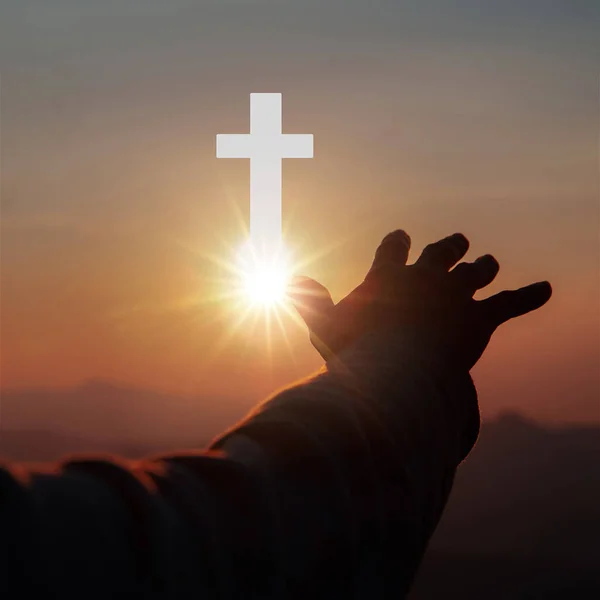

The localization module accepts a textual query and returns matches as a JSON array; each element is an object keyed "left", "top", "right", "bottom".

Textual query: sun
[
  {"left": 169, "top": 225, "right": 349, "bottom": 365},
  {"left": 236, "top": 241, "right": 292, "bottom": 308},
  {"left": 242, "top": 261, "right": 289, "bottom": 306}
]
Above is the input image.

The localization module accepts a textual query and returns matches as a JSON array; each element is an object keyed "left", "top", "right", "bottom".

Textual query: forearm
[
  {"left": 0, "top": 331, "right": 478, "bottom": 598},
  {"left": 210, "top": 330, "right": 479, "bottom": 595}
]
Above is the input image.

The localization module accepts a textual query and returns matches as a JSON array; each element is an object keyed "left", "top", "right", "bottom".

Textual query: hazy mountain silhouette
[
  {"left": 1, "top": 383, "right": 598, "bottom": 597},
  {"left": 0, "top": 379, "right": 242, "bottom": 449},
  {"left": 412, "top": 412, "right": 600, "bottom": 598}
]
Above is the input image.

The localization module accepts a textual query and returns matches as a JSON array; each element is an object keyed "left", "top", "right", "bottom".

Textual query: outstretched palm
[{"left": 289, "top": 230, "right": 552, "bottom": 371}]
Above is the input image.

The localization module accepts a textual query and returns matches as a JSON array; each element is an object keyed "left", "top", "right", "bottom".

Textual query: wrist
[{"left": 326, "top": 328, "right": 480, "bottom": 462}]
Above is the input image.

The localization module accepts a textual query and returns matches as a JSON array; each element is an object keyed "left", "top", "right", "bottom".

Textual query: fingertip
[
  {"left": 287, "top": 275, "right": 333, "bottom": 304},
  {"left": 289, "top": 275, "right": 312, "bottom": 289},
  {"left": 538, "top": 280, "right": 552, "bottom": 293},
  {"left": 287, "top": 276, "right": 311, "bottom": 303},
  {"left": 382, "top": 229, "right": 411, "bottom": 248},
  {"left": 532, "top": 280, "right": 553, "bottom": 303},
  {"left": 369, "top": 229, "right": 412, "bottom": 275},
  {"left": 450, "top": 233, "right": 470, "bottom": 252},
  {"left": 289, "top": 275, "right": 321, "bottom": 293},
  {"left": 476, "top": 253, "right": 498, "bottom": 265},
  {"left": 519, "top": 280, "right": 553, "bottom": 316},
  {"left": 477, "top": 254, "right": 500, "bottom": 277},
  {"left": 287, "top": 276, "right": 334, "bottom": 333}
]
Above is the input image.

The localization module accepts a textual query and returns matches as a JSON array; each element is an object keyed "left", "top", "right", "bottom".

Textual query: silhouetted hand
[{"left": 289, "top": 230, "right": 552, "bottom": 371}]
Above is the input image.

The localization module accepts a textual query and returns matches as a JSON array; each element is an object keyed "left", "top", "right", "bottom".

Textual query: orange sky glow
[{"left": 1, "top": 1, "right": 598, "bottom": 430}]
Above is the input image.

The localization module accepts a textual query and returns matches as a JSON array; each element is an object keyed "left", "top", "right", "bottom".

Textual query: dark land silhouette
[{"left": 1, "top": 382, "right": 598, "bottom": 598}]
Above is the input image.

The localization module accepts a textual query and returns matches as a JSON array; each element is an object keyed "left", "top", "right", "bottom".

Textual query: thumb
[{"left": 288, "top": 276, "right": 335, "bottom": 334}]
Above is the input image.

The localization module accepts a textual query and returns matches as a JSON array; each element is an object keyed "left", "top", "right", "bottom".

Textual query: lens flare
[{"left": 236, "top": 241, "right": 291, "bottom": 308}]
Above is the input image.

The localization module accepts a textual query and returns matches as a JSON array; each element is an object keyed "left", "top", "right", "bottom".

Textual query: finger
[
  {"left": 415, "top": 233, "right": 469, "bottom": 271},
  {"left": 480, "top": 281, "right": 552, "bottom": 326},
  {"left": 451, "top": 255, "right": 500, "bottom": 294},
  {"left": 287, "top": 276, "right": 335, "bottom": 334},
  {"left": 367, "top": 229, "right": 411, "bottom": 277}
]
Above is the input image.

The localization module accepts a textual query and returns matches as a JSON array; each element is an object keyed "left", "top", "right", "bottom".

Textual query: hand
[{"left": 288, "top": 230, "right": 552, "bottom": 371}]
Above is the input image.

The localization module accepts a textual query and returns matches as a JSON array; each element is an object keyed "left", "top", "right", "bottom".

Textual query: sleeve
[{"left": 0, "top": 330, "right": 479, "bottom": 600}]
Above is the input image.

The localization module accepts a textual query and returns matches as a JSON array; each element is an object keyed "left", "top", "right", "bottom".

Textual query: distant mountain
[
  {"left": 410, "top": 412, "right": 600, "bottom": 598},
  {"left": 0, "top": 379, "right": 244, "bottom": 448},
  {"left": 0, "top": 429, "right": 172, "bottom": 462},
  {"left": 429, "top": 412, "right": 600, "bottom": 563},
  {"left": 0, "top": 429, "right": 109, "bottom": 462}
]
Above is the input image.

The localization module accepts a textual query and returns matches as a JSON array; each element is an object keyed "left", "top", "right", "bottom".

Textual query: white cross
[{"left": 216, "top": 93, "right": 313, "bottom": 253}]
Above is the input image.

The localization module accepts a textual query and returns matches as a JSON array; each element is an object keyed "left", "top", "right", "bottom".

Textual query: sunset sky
[{"left": 1, "top": 0, "right": 598, "bottom": 426}]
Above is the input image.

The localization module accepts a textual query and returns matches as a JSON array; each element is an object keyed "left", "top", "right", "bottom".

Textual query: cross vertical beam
[{"left": 216, "top": 93, "right": 313, "bottom": 253}]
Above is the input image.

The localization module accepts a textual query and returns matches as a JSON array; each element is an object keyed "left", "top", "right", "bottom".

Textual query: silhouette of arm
[
  {"left": 0, "top": 332, "right": 476, "bottom": 599},
  {"left": 0, "top": 230, "right": 550, "bottom": 598}
]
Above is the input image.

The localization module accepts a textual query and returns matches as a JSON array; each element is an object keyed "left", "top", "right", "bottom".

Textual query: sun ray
[
  {"left": 292, "top": 234, "right": 352, "bottom": 273},
  {"left": 280, "top": 299, "right": 312, "bottom": 331},
  {"left": 264, "top": 307, "right": 274, "bottom": 365},
  {"left": 204, "top": 302, "right": 256, "bottom": 364},
  {"left": 158, "top": 178, "right": 350, "bottom": 367}
]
